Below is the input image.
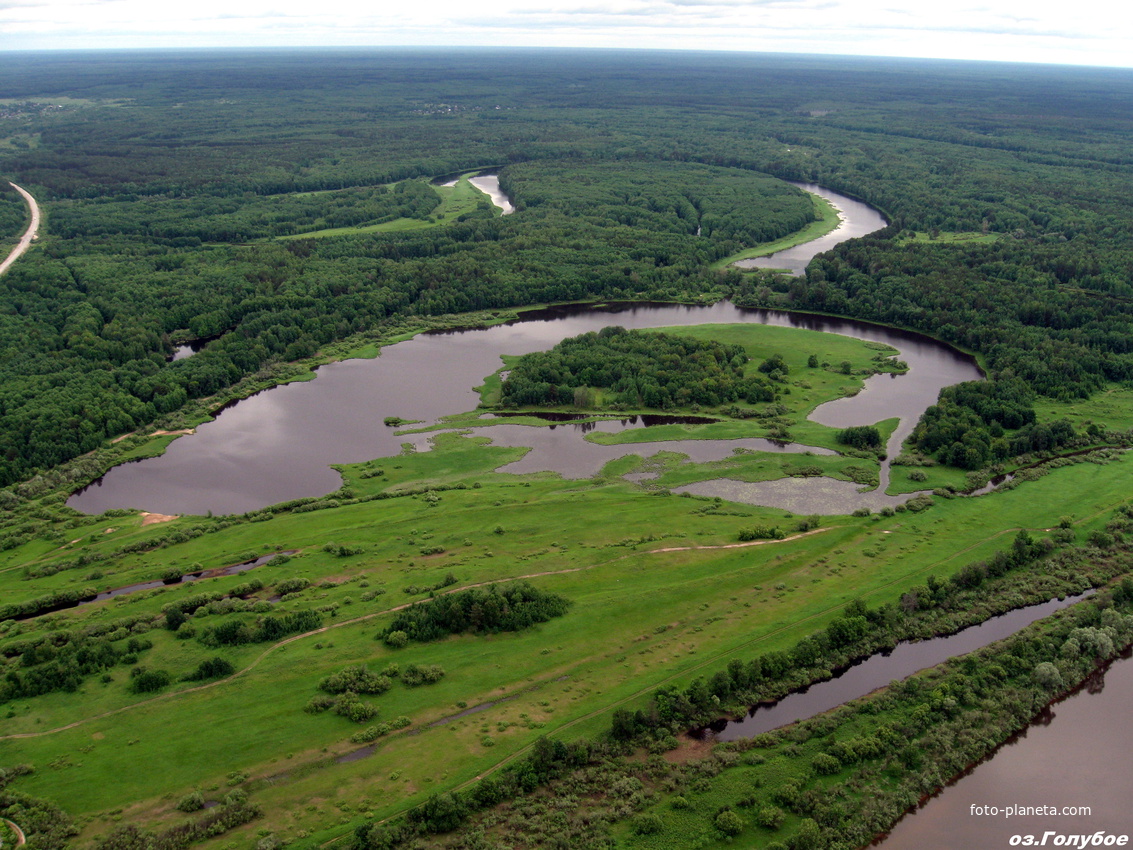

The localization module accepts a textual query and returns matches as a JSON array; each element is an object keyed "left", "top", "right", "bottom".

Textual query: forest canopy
[{"left": 499, "top": 326, "right": 774, "bottom": 409}]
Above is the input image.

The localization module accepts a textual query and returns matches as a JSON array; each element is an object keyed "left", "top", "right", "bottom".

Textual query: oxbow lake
[{"left": 69, "top": 300, "right": 980, "bottom": 516}]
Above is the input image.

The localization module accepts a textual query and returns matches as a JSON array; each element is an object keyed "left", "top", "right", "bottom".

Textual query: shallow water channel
[{"left": 704, "top": 591, "right": 1091, "bottom": 741}]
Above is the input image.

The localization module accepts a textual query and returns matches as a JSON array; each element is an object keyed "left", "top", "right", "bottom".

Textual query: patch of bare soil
[
  {"left": 140, "top": 512, "right": 179, "bottom": 526},
  {"left": 662, "top": 732, "right": 716, "bottom": 764}
]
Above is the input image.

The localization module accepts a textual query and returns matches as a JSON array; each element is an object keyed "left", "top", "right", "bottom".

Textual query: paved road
[{"left": 0, "top": 181, "right": 41, "bottom": 276}]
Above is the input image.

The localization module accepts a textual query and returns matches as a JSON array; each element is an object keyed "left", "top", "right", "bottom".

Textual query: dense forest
[
  {"left": 499, "top": 326, "right": 776, "bottom": 409},
  {"left": 0, "top": 182, "right": 26, "bottom": 245}
]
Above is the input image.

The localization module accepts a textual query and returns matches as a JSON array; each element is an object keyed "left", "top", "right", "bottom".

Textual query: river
[
  {"left": 706, "top": 592, "right": 1093, "bottom": 742},
  {"left": 732, "top": 182, "right": 885, "bottom": 276},
  {"left": 876, "top": 647, "right": 1133, "bottom": 849},
  {"left": 467, "top": 174, "right": 515, "bottom": 214},
  {"left": 68, "top": 300, "right": 979, "bottom": 516},
  {"left": 57, "top": 180, "right": 1129, "bottom": 844}
]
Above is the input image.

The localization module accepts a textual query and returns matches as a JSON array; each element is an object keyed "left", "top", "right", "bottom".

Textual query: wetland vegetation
[{"left": 2, "top": 47, "right": 1133, "bottom": 850}]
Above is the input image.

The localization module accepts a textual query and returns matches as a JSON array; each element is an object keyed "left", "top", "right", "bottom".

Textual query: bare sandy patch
[
  {"left": 112, "top": 428, "right": 195, "bottom": 444},
  {"left": 140, "top": 512, "right": 179, "bottom": 526}
]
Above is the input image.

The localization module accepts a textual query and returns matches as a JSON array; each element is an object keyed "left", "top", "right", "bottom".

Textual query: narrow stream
[{"left": 706, "top": 591, "right": 1092, "bottom": 741}]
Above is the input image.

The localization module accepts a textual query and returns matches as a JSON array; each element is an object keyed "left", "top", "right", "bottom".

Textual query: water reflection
[
  {"left": 468, "top": 174, "right": 515, "bottom": 214},
  {"left": 70, "top": 300, "right": 980, "bottom": 517},
  {"left": 69, "top": 186, "right": 977, "bottom": 518},
  {"left": 411, "top": 419, "right": 835, "bottom": 479}
]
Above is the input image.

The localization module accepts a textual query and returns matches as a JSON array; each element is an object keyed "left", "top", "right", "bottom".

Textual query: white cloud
[{"left": 0, "top": 0, "right": 1130, "bottom": 67}]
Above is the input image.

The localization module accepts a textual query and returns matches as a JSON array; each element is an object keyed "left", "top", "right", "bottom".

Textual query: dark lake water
[
  {"left": 170, "top": 337, "right": 210, "bottom": 361},
  {"left": 69, "top": 185, "right": 977, "bottom": 517},
  {"left": 877, "top": 646, "right": 1133, "bottom": 850}
]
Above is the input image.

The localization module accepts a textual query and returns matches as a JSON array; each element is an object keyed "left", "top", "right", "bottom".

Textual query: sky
[{"left": 2, "top": 0, "right": 1132, "bottom": 69}]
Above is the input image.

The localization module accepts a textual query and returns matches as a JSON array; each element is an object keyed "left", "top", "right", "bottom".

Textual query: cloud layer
[{"left": 2, "top": 0, "right": 1131, "bottom": 67}]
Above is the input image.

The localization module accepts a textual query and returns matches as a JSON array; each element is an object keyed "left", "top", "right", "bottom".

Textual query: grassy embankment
[
  {"left": 277, "top": 175, "right": 496, "bottom": 240},
  {"left": 1, "top": 317, "right": 1130, "bottom": 848},
  {"left": 710, "top": 191, "right": 841, "bottom": 271}
]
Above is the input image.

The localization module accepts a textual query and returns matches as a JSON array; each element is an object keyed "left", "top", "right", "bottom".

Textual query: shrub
[
  {"left": 184, "top": 656, "right": 235, "bottom": 681},
  {"left": 332, "top": 691, "right": 379, "bottom": 723},
  {"left": 715, "top": 810, "right": 744, "bottom": 837},
  {"left": 318, "top": 665, "right": 392, "bottom": 695},
  {"left": 176, "top": 790, "right": 206, "bottom": 813},
  {"left": 812, "top": 753, "right": 841, "bottom": 775},
  {"left": 400, "top": 664, "right": 445, "bottom": 687},
  {"left": 304, "top": 695, "right": 336, "bottom": 714},
  {"left": 384, "top": 630, "right": 409, "bottom": 649},
  {"left": 905, "top": 493, "right": 934, "bottom": 512},
  {"left": 273, "top": 577, "right": 310, "bottom": 595},
  {"left": 738, "top": 525, "right": 785, "bottom": 541},
  {"left": 631, "top": 813, "right": 663, "bottom": 835},
  {"left": 129, "top": 668, "right": 171, "bottom": 694},
  {"left": 351, "top": 723, "right": 391, "bottom": 743},
  {"left": 757, "top": 806, "right": 785, "bottom": 829}
]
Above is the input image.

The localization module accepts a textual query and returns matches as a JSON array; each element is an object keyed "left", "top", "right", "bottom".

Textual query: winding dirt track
[
  {"left": 2, "top": 818, "right": 27, "bottom": 847},
  {"left": 0, "top": 182, "right": 40, "bottom": 276}
]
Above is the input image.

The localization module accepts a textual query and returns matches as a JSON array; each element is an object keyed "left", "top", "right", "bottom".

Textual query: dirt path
[
  {"left": 0, "top": 182, "right": 41, "bottom": 277},
  {"left": 2, "top": 819, "right": 26, "bottom": 847}
]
